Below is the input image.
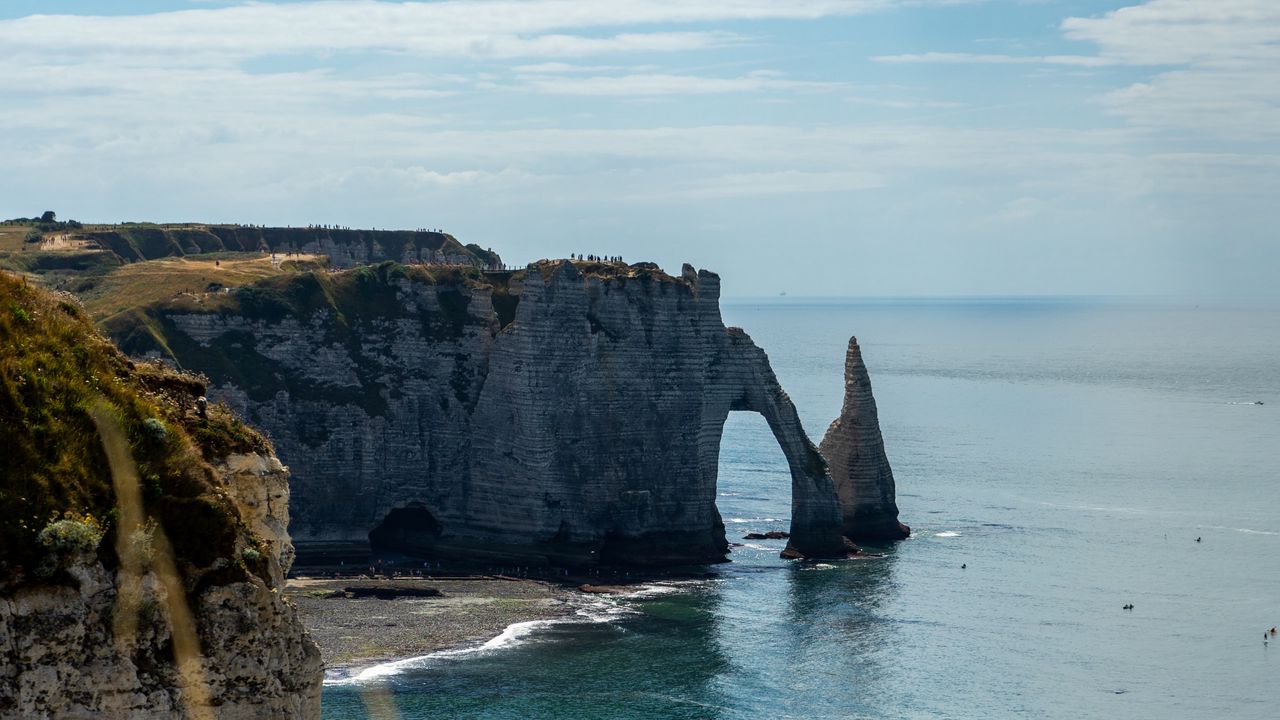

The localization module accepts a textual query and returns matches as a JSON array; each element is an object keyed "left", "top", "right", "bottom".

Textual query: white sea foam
[
  {"left": 326, "top": 617, "right": 563, "bottom": 686},
  {"left": 934, "top": 531, "right": 961, "bottom": 537},
  {"left": 620, "top": 580, "right": 710, "bottom": 598},
  {"left": 1199, "top": 525, "right": 1279, "bottom": 536},
  {"left": 325, "top": 591, "right": 638, "bottom": 687},
  {"left": 726, "top": 517, "right": 783, "bottom": 524}
]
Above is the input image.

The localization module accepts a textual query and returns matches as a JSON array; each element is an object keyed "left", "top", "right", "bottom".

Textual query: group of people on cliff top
[{"left": 571, "top": 253, "right": 622, "bottom": 263}]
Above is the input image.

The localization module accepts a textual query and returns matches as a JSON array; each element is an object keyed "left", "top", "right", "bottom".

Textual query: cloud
[
  {"left": 872, "top": 52, "right": 1114, "bottom": 67},
  {"left": 1060, "top": 0, "right": 1280, "bottom": 66},
  {"left": 872, "top": 1, "right": 1280, "bottom": 139},
  {"left": 990, "top": 196, "right": 1046, "bottom": 223},
  {"left": 515, "top": 70, "right": 846, "bottom": 96},
  {"left": 0, "top": 1, "right": 890, "bottom": 61},
  {"left": 1059, "top": 0, "right": 1280, "bottom": 138},
  {"left": 674, "top": 170, "right": 885, "bottom": 199}
]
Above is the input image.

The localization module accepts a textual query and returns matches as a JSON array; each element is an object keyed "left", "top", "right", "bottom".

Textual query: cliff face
[
  {"left": 111, "top": 261, "right": 849, "bottom": 565},
  {"left": 819, "top": 337, "right": 910, "bottom": 542},
  {"left": 0, "top": 455, "right": 321, "bottom": 718},
  {"left": 71, "top": 225, "right": 497, "bottom": 269},
  {"left": 0, "top": 272, "right": 321, "bottom": 718}
]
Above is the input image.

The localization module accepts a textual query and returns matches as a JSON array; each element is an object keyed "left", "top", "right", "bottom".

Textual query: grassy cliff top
[
  {"left": 78, "top": 253, "right": 328, "bottom": 322},
  {"left": 0, "top": 222, "right": 500, "bottom": 300},
  {"left": 523, "top": 259, "right": 695, "bottom": 291},
  {"left": 0, "top": 270, "right": 269, "bottom": 589}
]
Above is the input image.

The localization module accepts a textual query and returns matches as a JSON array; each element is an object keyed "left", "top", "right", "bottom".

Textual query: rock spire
[{"left": 820, "top": 336, "right": 910, "bottom": 542}]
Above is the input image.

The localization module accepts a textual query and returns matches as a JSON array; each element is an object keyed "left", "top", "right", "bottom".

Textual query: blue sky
[{"left": 2, "top": 1, "right": 1277, "bottom": 297}]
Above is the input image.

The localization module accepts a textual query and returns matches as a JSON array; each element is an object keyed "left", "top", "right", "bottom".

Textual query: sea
[{"left": 321, "top": 297, "right": 1280, "bottom": 719}]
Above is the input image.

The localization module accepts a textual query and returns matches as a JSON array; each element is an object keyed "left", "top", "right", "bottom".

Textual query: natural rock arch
[
  {"left": 130, "top": 258, "right": 865, "bottom": 566},
  {"left": 695, "top": 329, "right": 848, "bottom": 559}
]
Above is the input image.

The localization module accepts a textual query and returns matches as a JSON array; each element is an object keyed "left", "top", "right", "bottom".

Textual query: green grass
[
  {"left": 0, "top": 225, "right": 34, "bottom": 253},
  {"left": 0, "top": 270, "right": 269, "bottom": 588},
  {"left": 74, "top": 253, "right": 326, "bottom": 322}
]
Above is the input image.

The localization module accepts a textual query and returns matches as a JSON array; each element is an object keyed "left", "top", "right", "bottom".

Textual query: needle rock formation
[{"left": 819, "top": 337, "right": 911, "bottom": 541}]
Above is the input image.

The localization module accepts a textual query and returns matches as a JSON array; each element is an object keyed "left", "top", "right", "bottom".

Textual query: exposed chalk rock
[
  {"left": 819, "top": 336, "right": 910, "bottom": 542},
  {"left": 0, "top": 453, "right": 322, "bottom": 719}
]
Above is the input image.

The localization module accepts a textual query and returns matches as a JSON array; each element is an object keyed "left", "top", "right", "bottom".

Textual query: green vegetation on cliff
[
  {"left": 0, "top": 222, "right": 487, "bottom": 268},
  {"left": 103, "top": 262, "right": 500, "bottom": 418},
  {"left": 0, "top": 271, "right": 269, "bottom": 588}
]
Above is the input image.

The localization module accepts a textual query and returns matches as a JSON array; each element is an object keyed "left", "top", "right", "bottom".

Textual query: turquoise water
[{"left": 323, "top": 298, "right": 1280, "bottom": 719}]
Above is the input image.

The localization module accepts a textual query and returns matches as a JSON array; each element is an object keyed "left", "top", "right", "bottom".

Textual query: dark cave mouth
[{"left": 368, "top": 506, "right": 443, "bottom": 555}]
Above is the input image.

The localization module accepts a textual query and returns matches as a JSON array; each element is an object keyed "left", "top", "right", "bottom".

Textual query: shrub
[
  {"left": 127, "top": 520, "right": 157, "bottom": 565},
  {"left": 35, "top": 512, "right": 104, "bottom": 577},
  {"left": 241, "top": 547, "right": 262, "bottom": 564},
  {"left": 37, "top": 513, "right": 104, "bottom": 555},
  {"left": 142, "top": 417, "right": 168, "bottom": 442}
]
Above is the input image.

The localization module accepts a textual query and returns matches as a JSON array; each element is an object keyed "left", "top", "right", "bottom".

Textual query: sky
[{"left": 1, "top": 0, "right": 1277, "bottom": 298}]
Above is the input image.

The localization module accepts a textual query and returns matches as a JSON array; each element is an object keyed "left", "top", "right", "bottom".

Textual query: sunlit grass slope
[{"left": 0, "top": 270, "right": 269, "bottom": 588}]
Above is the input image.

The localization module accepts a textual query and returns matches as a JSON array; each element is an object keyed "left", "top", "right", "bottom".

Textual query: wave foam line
[
  {"left": 1199, "top": 525, "right": 1279, "bottom": 536},
  {"left": 325, "top": 589, "right": 655, "bottom": 686}
]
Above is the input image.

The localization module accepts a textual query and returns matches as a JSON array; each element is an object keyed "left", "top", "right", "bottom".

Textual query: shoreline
[
  {"left": 287, "top": 571, "right": 710, "bottom": 681},
  {"left": 286, "top": 575, "right": 582, "bottom": 678}
]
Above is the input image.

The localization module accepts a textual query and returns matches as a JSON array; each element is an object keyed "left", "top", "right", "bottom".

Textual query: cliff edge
[{"left": 0, "top": 272, "right": 321, "bottom": 718}]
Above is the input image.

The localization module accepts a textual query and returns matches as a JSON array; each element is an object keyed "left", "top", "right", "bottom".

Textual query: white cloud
[
  {"left": 872, "top": 52, "right": 1114, "bottom": 67},
  {"left": 1061, "top": 0, "right": 1280, "bottom": 67},
  {"left": 516, "top": 71, "right": 845, "bottom": 95},
  {"left": 872, "top": 1, "right": 1280, "bottom": 139},
  {"left": 990, "top": 196, "right": 1046, "bottom": 223},
  {"left": 0, "top": 1, "right": 888, "bottom": 60},
  {"left": 675, "top": 170, "right": 885, "bottom": 199},
  {"left": 1060, "top": 0, "right": 1280, "bottom": 138}
]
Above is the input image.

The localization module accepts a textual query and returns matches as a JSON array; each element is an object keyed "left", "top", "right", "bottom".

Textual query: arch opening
[{"left": 715, "top": 411, "right": 795, "bottom": 553}]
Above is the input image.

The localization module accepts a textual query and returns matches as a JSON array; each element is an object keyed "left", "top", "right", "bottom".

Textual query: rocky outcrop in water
[
  {"left": 819, "top": 337, "right": 910, "bottom": 542},
  {"left": 110, "top": 260, "right": 851, "bottom": 565}
]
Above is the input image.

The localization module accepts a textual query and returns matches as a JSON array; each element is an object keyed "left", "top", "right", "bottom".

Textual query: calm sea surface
[{"left": 323, "top": 298, "right": 1280, "bottom": 719}]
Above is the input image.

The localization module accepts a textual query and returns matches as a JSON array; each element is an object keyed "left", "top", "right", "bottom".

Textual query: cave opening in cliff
[{"left": 368, "top": 506, "right": 444, "bottom": 557}]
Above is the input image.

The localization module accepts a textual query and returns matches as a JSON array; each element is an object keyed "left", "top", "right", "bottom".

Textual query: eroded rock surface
[{"left": 819, "top": 337, "right": 910, "bottom": 542}]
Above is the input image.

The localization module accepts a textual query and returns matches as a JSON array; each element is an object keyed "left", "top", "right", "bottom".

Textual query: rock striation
[
  {"left": 819, "top": 337, "right": 910, "bottom": 542},
  {"left": 109, "top": 260, "right": 851, "bottom": 565}
]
